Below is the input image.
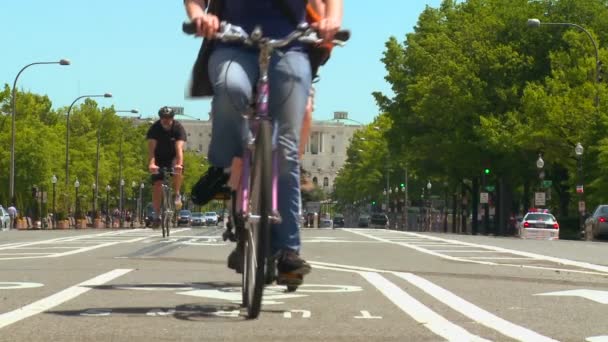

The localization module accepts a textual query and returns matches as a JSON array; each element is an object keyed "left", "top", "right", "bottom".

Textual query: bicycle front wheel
[{"left": 244, "top": 120, "right": 273, "bottom": 319}]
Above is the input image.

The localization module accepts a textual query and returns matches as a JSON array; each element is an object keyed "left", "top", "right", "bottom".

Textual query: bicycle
[
  {"left": 157, "top": 167, "right": 176, "bottom": 238},
  {"left": 183, "top": 21, "right": 348, "bottom": 319}
]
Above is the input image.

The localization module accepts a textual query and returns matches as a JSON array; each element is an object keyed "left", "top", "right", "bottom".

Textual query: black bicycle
[
  {"left": 184, "top": 21, "right": 348, "bottom": 319},
  {"left": 158, "top": 167, "right": 175, "bottom": 238}
]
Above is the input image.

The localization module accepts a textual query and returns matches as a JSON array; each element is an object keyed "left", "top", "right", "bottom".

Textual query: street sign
[
  {"left": 485, "top": 185, "right": 495, "bottom": 192},
  {"left": 333, "top": 111, "right": 348, "bottom": 120},
  {"left": 543, "top": 180, "right": 553, "bottom": 188},
  {"left": 169, "top": 106, "right": 184, "bottom": 115},
  {"left": 480, "top": 192, "right": 489, "bottom": 204},
  {"left": 579, "top": 201, "right": 586, "bottom": 213},
  {"left": 576, "top": 185, "right": 584, "bottom": 194},
  {"left": 534, "top": 192, "right": 546, "bottom": 206}
]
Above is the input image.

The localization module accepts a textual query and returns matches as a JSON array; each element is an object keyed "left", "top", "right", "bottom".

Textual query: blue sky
[{"left": 0, "top": 0, "right": 442, "bottom": 124}]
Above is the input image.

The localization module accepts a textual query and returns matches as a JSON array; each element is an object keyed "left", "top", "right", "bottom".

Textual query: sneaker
[
  {"left": 227, "top": 246, "right": 243, "bottom": 273},
  {"left": 276, "top": 249, "right": 311, "bottom": 275},
  {"left": 174, "top": 194, "right": 183, "bottom": 210},
  {"left": 191, "top": 166, "right": 230, "bottom": 205},
  {"left": 300, "top": 167, "right": 314, "bottom": 192}
]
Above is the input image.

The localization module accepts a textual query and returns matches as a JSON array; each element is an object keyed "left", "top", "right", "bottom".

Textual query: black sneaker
[
  {"left": 191, "top": 166, "right": 230, "bottom": 205},
  {"left": 227, "top": 246, "right": 243, "bottom": 273},
  {"left": 277, "top": 249, "right": 311, "bottom": 275}
]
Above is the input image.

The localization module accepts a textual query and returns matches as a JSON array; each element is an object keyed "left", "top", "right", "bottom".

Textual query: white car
[
  {"left": 0, "top": 206, "right": 10, "bottom": 229},
  {"left": 519, "top": 210, "right": 559, "bottom": 240},
  {"left": 204, "top": 212, "right": 218, "bottom": 226}
]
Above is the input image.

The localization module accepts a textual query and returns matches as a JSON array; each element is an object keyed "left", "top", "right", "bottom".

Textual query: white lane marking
[
  {"left": 354, "top": 310, "right": 382, "bottom": 319},
  {"left": 394, "top": 272, "right": 559, "bottom": 342},
  {"left": 311, "top": 261, "right": 559, "bottom": 342},
  {"left": 283, "top": 310, "right": 311, "bottom": 318},
  {"left": 0, "top": 282, "right": 44, "bottom": 290},
  {"left": 466, "top": 257, "right": 532, "bottom": 260},
  {"left": 587, "top": 336, "right": 608, "bottom": 341},
  {"left": 360, "top": 272, "right": 490, "bottom": 342},
  {"left": 536, "top": 289, "right": 608, "bottom": 304},
  {"left": 344, "top": 229, "right": 608, "bottom": 276},
  {"left": 0, "top": 269, "right": 132, "bottom": 329}
]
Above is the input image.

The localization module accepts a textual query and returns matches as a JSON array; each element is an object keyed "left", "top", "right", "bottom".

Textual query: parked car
[
  {"left": 0, "top": 206, "right": 10, "bottom": 229},
  {"left": 357, "top": 214, "right": 370, "bottom": 227},
  {"left": 370, "top": 213, "right": 389, "bottom": 229},
  {"left": 332, "top": 214, "right": 345, "bottom": 228},
  {"left": 177, "top": 210, "right": 192, "bottom": 226},
  {"left": 320, "top": 217, "right": 333, "bottom": 228},
  {"left": 519, "top": 209, "right": 559, "bottom": 240},
  {"left": 584, "top": 205, "right": 608, "bottom": 239},
  {"left": 191, "top": 212, "right": 205, "bottom": 227},
  {"left": 205, "top": 211, "right": 219, "bottom": 226}
]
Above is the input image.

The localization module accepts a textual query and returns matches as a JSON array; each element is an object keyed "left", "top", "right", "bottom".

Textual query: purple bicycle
[{"left": 183, "top": 21, "right": 348, "bottom": 319}]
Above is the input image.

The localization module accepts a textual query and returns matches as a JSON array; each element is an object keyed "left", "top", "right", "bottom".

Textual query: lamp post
[
  {"left": 92, "top": 183, "right": 96, "bottom": 219},
  {"left": 427, "top": 181, "right": 432, "bottom": 231},
  {"left": 527, "top": 19, "right": 601, "bottom": 110},
  {"left": 119, "top": 179, "right": 125, "bottom": 227},
  {"left": 65, "top": 93, "right": 112, "bottom": 188},
  {"left": 94, "top": 108, "right": 138, "bottom": 218},
  {"left": 139, "top": 182, "right": 144, "bottom": 225},
  {"left": 9, "top": 59, "right": 70, "bottom": 202},
  {"left": 130, "top": 181, "right": 136, "bottom": 228},
  {"left": 575, "top": 143, "right": 585, "bottom": 236},
  {"left": 105, "top": 185, "right": 111, "bottom": 227},
  {"left": 536, "top": 154, "right": 545, "bottom": 208},
  {"left": 51, "top": 175, "right": 57, "bottom": 229},
  {"left": 74, "top": 179, "right": 80, "bottom": 221}
]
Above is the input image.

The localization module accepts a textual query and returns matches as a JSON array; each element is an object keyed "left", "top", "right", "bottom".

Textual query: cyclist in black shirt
[{"left": 146, "top": 106, "right": 187, "bottom": 225}]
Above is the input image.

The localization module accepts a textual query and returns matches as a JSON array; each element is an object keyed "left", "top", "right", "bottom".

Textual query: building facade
[{"left": 176, "top": 118, "right": 361, "bottom": 192}]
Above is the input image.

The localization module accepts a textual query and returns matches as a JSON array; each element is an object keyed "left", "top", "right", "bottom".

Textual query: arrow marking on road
[
  {"left": 354, "top": 310, "right": 382, "bottom": 319},
  {"left": 535, "top": 289, "right": 608, "bottom": 304}
]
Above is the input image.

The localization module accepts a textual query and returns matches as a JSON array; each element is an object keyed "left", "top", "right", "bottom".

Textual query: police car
[{"left": 518, "top": 208, "right": 560, "bottom": 240}]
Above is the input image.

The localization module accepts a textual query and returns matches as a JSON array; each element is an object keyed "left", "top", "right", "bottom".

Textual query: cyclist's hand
[
  {"left": 191, "top": 14, "right": 220, "bottom": 38},
  {"left": 174, "top": 164, "right": 183, "bottom": 175},
  {"left": 149, "top": 164, "right": 159, "bottom": 174},
  {"left": 311, "top": 17, "right": 341, "bottom": 42}
]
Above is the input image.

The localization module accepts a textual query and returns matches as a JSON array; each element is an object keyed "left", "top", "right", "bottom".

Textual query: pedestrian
[{"left": 7, "top": 204, "right": 17, "bottom": 230}]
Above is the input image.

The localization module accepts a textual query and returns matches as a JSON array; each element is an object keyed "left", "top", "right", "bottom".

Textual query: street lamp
[
  {"left": 74, "top": 179, "right": 80, "bottom": 220},
  {"left": 105, "top": 185, "right": 111, "bottom": 227},
  {"left": 131, "top": 181, "right": 136, "bottom": 228},
  {"left": 65, "top": 93, "right": 112, "bottom": 187},
  {"left": 575, "top": 143, "right": 585, "bottom": 235},
  {"left": 92, "top": 183, "right": 96, "bottom": 218},
  {"left": 139, "top": 182, "right": 145, "bottom": 225},
  {"left": 51, "top": 174, "right": 57, "bottom": 228},
  {"left": 527, "top": 18, "right": 601, "bottom": 109},
  {"left": 9, "top": 59, "right": 70, "bottom": 202},
  {"left": 120, "top": 179, "right": 125, "bottom": 227},
  {"left": 426, "top": 181, "right": 432, "bottom": 231}
]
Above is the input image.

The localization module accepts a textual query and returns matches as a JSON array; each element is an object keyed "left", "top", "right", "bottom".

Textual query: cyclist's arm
[
  {"left": 147, "top": 139, "right": 158, "bottom": 170},
  {"left": 314, "top": 0, "right": 342, "bottom": 41},
  {"left": 184, "top": 0, "right": 219, "bottom": 38},
  {"left": 174, "top": 140, "right": 185, "bottom": 170}
]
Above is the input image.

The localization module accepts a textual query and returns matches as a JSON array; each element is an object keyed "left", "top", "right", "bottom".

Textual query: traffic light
[
  {"left": 484, "top": 168, "right": 491, "bottom": 175},
  {"left": 372, "top": 201, "right": 376, "bottom": 205},
  {"left": 400, "top": 183, "right": 405, "bottom": 188}
]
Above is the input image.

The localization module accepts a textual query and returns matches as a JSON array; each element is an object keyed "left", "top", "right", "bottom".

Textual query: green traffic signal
[
  {"left": 484, "top": 168, "right": 490, "bottom": 175},
  {"left": 372, "top": 201, "right": 376, "bottom": 205},
  {"left": 400, "top": 183, "right": 405, "bottom": 187}
]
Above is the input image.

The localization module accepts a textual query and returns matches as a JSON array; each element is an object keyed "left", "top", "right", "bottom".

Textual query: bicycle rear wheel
[{"left": 243, "top": 120, "right": 272, "bottom": 319}]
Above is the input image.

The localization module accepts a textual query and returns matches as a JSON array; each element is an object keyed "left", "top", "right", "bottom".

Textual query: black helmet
[{"left": 158, "top": 106, "right": 175, "bottom": 118}]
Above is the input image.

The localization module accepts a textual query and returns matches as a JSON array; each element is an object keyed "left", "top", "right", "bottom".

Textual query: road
[{"left": 1, "top": 227, "right": 607, "bottom": 341}]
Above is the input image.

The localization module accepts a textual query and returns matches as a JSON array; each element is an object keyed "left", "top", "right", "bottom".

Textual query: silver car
[
  {"left": 584, "top": 205, "right": 608, "bottom": 239},
  {"left": 0, "top": 206, "right": 10, "bottom": 229}
]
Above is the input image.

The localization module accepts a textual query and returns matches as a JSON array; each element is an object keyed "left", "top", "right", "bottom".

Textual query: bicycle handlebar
[{"left": 182, "top": 21, "right": 350, "bottom": 47}]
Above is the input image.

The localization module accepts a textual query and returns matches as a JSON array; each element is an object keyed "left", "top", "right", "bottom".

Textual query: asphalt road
[{"left": 1, "top": 226, "right": 607, "bottom": 341}]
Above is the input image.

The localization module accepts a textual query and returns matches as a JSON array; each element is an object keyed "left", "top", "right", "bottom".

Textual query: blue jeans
[{"left": 207, "top": 46, "right": 311, "bottom": 253}]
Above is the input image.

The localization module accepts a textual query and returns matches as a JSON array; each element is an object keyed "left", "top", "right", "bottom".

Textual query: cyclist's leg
[
  {"left": 298, "top": 89, "right": 315, "bottom": 192},
  {"left": 150, "top": 174, "right": 163, "bottom": 227},
  {"left": 172, "top": 162, "right": 184, "bottom": 209},
  {"left": 268, "top": 50, "right": 312, "bottom": 275}
]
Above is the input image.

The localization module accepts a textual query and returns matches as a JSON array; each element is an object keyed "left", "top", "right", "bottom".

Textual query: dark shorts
[{"left": 150, "top": 162, "right": 184, "bottom": 183}]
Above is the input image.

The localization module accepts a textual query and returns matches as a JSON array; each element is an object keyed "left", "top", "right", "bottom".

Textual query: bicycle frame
[{"left": 237, "top": 38, "right": 280, "bottom": 224}]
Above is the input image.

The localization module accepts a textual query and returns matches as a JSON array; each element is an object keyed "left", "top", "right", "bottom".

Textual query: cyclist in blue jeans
[{"left": 185, "top": 0, "right": 343, "bottom": 279}]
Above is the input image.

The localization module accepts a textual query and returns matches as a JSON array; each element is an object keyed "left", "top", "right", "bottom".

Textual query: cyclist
[
  {"left": 186, "top": 0, "right": 343, "bottom": 283},
  {"left": 146, "top": 106, "right": 187, "bottom": 227}
]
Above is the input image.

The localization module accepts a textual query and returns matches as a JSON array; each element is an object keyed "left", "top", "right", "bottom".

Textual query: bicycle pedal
[{"left": 277, "top": 272, "right": 303, "bottom": 287}]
